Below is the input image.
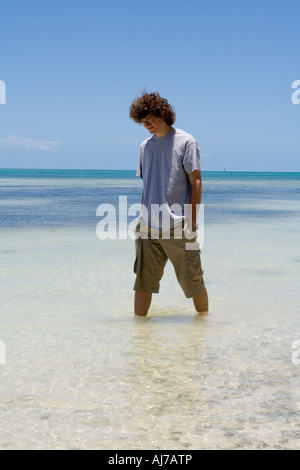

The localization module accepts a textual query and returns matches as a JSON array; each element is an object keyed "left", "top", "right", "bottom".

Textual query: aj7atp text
[{"left": 108, "top": 454, "right": 192, "bottom": 467}]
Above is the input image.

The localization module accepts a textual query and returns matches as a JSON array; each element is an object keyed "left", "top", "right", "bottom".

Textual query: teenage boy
[{"left": 129, "top": 92, "right": 208, "bottom": 316}]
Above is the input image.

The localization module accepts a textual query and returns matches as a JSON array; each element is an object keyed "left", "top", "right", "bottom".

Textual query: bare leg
[
  {"left": 134, "top": 291, "right": 152, "bottom": 317},
  {"left": 193, "top": 287, "right": 209, "bottom": 315}
]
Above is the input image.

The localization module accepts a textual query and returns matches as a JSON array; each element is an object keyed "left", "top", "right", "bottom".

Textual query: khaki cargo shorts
[{"left": 133, "top": 225, "right": 205, "bottom": 298}]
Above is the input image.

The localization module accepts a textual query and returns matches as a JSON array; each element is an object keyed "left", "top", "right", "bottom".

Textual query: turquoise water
[
  {"left": 1, "top": 169, "right": 299, "bottom": 228},
  {"left": 1, "top": 168, "right": 300, "bottom": 179},
  {"left": 0, "top": 169, "right": 300, "bottom": 449}
]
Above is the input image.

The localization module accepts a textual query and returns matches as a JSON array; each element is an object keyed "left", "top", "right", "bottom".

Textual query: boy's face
[{"left": 141, "top": 115, "right": 168, "bottom": 136}]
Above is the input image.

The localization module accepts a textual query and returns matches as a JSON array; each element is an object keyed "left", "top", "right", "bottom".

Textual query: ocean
[{"left": 0, "top": 169, "right": 300, "bottom": 450}]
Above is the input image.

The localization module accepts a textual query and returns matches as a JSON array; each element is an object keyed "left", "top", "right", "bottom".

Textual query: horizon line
[{"left": 1, "top": 167, "right": 300, "bottom": 174}]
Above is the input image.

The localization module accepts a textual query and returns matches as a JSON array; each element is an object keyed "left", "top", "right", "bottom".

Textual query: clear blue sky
[{"left": 1, "top": 0, "right": 300, "bottom": 171}]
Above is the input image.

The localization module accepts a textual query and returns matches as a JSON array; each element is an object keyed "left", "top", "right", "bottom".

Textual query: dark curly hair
[{"left": 129, "top": 92, "right": 176, "bottom": 126}]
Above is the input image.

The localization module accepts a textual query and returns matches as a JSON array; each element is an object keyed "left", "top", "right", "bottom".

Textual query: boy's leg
[
  {"left": 161, "top": 234, "right": 208, "bottom": 312},
  {"left": 133, "top": 235, "right": 168, "bottom": 316},
  {"left": 193, "top": 286, "right": 209, "bottom": 314},
  {"left": 134, "top": 291, "right": 152, "bottom": 316}
]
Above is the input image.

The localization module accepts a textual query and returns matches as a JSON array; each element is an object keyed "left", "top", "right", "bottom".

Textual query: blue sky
[{"left": 0, "top": 0, "right": 299, "bottom": 171}]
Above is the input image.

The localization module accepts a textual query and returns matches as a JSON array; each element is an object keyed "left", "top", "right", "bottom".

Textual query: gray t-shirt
[{"left": 136, "top": 128, "right": 201, "bottom": 231}]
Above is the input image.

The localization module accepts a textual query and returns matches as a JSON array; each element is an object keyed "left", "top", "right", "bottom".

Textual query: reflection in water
[{"left": 121, "top": 311, "right": 211, "bottom": 448}]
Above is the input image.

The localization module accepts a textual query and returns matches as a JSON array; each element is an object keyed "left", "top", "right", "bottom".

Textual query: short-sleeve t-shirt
[{"left": 136, "top": 128, "right": 201, "bottom": 231}]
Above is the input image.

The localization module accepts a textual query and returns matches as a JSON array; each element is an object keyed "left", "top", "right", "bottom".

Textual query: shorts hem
[
  {"left": 133, "top": 285, "right": 160, "bottom": 294},
  {"left": 183, "top": 283, "right": 205, "bottom": 299}
]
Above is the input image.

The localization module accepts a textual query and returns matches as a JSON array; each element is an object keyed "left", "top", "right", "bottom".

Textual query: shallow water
[{"left": 1, "top": 171, "right": 300, "bottom": 449}]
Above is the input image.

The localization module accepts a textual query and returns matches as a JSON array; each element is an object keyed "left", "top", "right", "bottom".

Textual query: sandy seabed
[{"left": 1, "top": 216, "right": 300, "bottom": 450}]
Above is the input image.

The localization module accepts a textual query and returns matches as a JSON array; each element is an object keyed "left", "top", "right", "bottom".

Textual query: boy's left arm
[{"left": 188, "top": 170, "right": 202, "bottom": 227}]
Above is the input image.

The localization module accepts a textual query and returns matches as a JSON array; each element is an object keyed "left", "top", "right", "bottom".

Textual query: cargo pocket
[{"left": 184, "top": 249, "right": 202, "bottom": 281}]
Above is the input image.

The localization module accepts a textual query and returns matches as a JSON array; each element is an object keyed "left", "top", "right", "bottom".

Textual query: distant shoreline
[
  {"left": 1, "top": 168, "right": 299, "bottom": 180},
  {"left": 1, "top": 168, "right": 300, "bottom": 173}
]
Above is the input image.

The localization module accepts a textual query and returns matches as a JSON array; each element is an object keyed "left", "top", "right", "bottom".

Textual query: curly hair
[{"left": 129, "top": 92, "right": 176, "bottom": 126}]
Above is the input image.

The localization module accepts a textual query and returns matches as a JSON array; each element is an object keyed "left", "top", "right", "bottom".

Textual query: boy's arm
[{"left": 188, "top": 170, "right": 202, "bottom": 226}]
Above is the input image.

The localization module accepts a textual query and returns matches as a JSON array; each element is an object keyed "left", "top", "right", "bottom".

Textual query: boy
[{"left": 129, "top": 92, "right": 208, "bottom": 316}]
